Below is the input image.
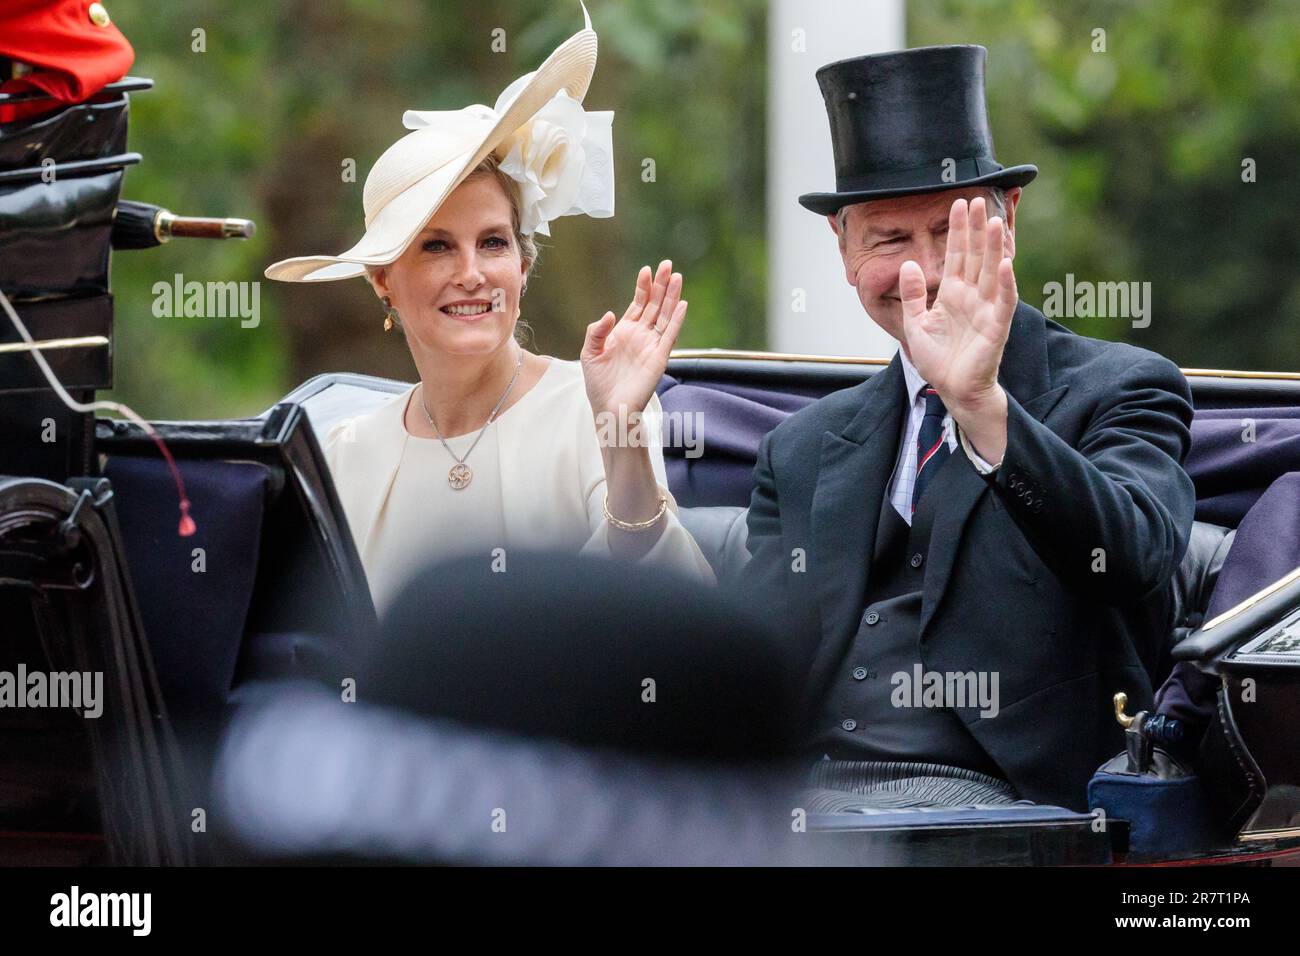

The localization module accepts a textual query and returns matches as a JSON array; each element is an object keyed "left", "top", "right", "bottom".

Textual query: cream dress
[{"left": 323, "top": 357, "right": 715, "bottom": 612}]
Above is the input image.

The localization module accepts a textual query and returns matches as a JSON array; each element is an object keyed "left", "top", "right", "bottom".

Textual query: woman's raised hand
[{"left": 580, "top": 259, "right": 687, "bottom": 419}]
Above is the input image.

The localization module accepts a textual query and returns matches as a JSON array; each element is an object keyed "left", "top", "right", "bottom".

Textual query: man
[{"left": 743, "top": 45, "right": 1196, "bottom": 811}]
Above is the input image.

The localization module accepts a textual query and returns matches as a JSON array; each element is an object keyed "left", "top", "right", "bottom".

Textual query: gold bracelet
[{"left": 603, "top": 493, "right": 668, "bottom": 532}]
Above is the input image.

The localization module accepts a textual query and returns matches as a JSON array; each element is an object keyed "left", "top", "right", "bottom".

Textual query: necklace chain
[{"left": 419, "top": 353, "right": 524, "bottom": 468}]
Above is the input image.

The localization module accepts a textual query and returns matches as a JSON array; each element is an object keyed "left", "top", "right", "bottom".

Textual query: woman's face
[{"left": 372, "top": 174, "right": 527, "bottom": 357}]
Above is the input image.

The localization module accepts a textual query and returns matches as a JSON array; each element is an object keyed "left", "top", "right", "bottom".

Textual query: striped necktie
[{"left": 912, "top": 386, "right": 951, "bottom": 515}]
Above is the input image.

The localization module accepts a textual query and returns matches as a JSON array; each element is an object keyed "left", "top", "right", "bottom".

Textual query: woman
[{"left": 265, "top": 10, "right": 714, "bottom": 610}]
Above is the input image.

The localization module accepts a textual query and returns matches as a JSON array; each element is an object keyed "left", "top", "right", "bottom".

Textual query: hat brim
[
  {"left": 262, "top": 152, "right": 479, "bottom": 282},
  {"left": 264, "top": 18, "right": 598, "bottom": 283},
  {"left": 797, "top": 164, "right": 1038, "bottom": 216}
]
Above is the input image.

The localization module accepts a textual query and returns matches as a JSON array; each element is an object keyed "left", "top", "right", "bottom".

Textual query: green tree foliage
[{"left": 911, "top": 0, "right": 1300, "bottom": 371}]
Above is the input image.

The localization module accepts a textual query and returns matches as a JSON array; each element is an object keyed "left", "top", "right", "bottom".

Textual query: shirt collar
[{"left": 897, "top": 346, "right": 927, "bottom": 407}]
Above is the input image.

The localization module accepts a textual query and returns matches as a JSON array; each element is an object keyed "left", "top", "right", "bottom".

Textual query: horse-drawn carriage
[{"left": 3, "top": 72, "right": 1300, "bottom": 867}]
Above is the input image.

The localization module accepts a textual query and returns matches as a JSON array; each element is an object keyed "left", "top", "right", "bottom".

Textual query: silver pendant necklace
[{"left": 419, "top": 353, "right": 524, "bottom": 489}]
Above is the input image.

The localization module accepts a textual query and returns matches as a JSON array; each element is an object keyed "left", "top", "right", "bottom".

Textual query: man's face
[{"left": 829, "top": 186, "right": 1020, "bottom": 344}]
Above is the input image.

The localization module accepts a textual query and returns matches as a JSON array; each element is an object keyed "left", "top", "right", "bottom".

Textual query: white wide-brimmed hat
[{"left": 265, "top": 3, "right": 614, "bottom": 283}]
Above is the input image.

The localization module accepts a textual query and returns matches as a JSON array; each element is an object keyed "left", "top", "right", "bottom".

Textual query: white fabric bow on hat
[{"left": 402, "top": 79, "right": 614, "bottom": 237}]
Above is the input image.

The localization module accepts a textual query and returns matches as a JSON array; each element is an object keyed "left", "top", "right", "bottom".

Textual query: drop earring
[{"left": 381, "top": 295, "right": 397, "bottom": 332}]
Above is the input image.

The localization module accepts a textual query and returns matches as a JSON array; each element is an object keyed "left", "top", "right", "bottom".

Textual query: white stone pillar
[{"left": 767, "top": 0, "right": 904, "bottom": 358}]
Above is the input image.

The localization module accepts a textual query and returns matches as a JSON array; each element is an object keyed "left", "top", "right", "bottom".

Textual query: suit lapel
[
  {"left": 916, "top": 302, "right": 1069, "bottom": 637},
  {"left": 807, "top": 357, "right": 907, "bottom": 692}
]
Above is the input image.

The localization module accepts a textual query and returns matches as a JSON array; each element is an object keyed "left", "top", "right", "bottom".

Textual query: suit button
[
  {"left": 910, "top": 553, "right": 924, "bottom": 568},
  {"left": 865, "top": 611, "right": 880, "bottom": 625},
  {"left": 841, "top": 719, "right": 857, "bottom": 732},
  {"left": 852, "top": 666, "right": 868, "bottom": 680}
]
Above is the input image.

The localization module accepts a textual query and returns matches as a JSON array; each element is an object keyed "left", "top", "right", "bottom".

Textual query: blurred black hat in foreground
[{"left": 211, "top": 552, "right": 858, "bottom": 865}]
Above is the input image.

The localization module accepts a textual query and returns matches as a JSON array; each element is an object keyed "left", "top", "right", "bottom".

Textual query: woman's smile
[{"left": 440, "top": 299, "right": 494, "bottom": 320}]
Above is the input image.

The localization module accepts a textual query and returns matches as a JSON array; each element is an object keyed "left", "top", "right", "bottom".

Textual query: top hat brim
[{"left": 798, "top": 163, "right": 1038, "bottom": 216}]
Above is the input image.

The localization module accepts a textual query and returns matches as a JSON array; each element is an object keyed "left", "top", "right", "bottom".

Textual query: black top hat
[{"left": 798, "top": 45, "right": 1036, "bottom": 215}]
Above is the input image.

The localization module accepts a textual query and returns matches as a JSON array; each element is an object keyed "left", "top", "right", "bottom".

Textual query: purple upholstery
[
  {"left": 658, "top": 374, "right": 1300, "bottom": 529},
  {"left": 1185, "top": 409, "right": 1300, "bottom": 527},
  {"left": 656, "top": 375, "right": 815, "bottom": 507}
]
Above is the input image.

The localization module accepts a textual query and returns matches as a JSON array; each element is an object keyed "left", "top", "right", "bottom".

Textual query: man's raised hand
[{"left": 899, "top": 196, "right": 1017, "bottom": 409}]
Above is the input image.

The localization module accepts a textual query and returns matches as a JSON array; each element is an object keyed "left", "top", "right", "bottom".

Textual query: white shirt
[
  {"left": 323, "top": 358, "right": 716, "bottom": 613},
  {"left": 887, "top": 349, "right": 996, "bottom": 524}
]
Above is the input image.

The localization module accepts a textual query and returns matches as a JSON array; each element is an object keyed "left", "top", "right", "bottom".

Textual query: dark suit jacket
[{"left": 742, "top": 301, "right": 1197, "bottom": 809}]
